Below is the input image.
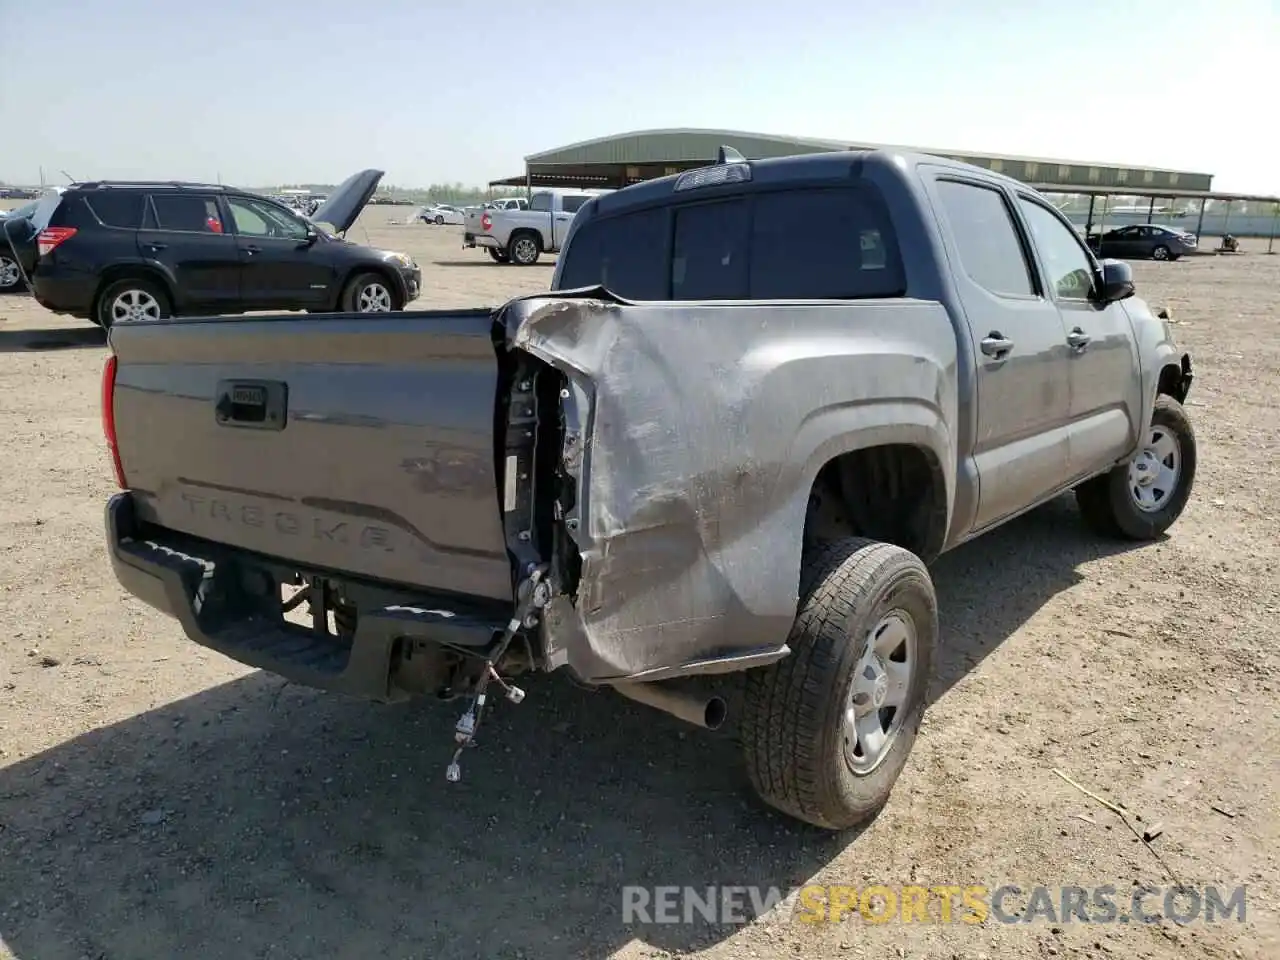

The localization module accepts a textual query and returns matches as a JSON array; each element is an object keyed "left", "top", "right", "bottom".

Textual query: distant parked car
[
  {"left": 1, "top": 188, "right": 66, "bottom": 292},
  {"left": 420, "top": 204, "right": 465, "bottom": 225},
  {"left": 1088, "top": 224, "right": 1197, "bottom": 261},
  {"left": 486, "top": 197, "right": 529, "bottom": 212},
  {"left": 28, "top": 170, "right": 421, "bottom": 325}
]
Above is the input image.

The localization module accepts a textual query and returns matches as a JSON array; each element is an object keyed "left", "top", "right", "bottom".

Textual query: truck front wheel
[
  {"left": 507, "top": 232, "right": 541, "bottom": 266},
  {"left": 1075, "top": 395, "right": 1197, "bottom": 540},
  {"left": 741, "top": 537, "right": 937, "bottom": 830}
]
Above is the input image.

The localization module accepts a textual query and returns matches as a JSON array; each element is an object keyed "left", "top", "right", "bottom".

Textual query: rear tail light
[
  {"left": 481, "top": 213, "right": 492, "bottom": 231},
  {"left": 37, "top": 226, "right": 77, "bottom": 257},
  {"left": 101, "top": 354, "right": 127, "bottom": 489}
]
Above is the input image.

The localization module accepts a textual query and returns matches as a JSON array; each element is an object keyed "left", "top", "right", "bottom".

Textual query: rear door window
[
  {"left": 150, "top": 194, "right": 225, "bottom": 234},
  {"left": 560, "top": 195, "right": 590, "bottom": 214},
  {"left": 85, "top": 192, "right": 145, "bottom": 229},
  {"left": 934, "top": 180, "right": 1035, "bottom": 297},
  {"left": 672, "top": 199, "right": 749, "bottom": 299},
  {"left": 749, "top": 187, "right": 905, "bottom": 299},
  {"left": 557, "top": 207, "right": 668, "bottom": 299}
]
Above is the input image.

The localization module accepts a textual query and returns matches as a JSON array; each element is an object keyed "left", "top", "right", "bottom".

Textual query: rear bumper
[
  {"left": 105, "top": 492, "right": 506, "bottom": 701},
  {"left": 31, "top": 265, "right": 96, "bottom": 317},
  {"left": 463, "top": 233, "right": 501, "bottom": 250}
]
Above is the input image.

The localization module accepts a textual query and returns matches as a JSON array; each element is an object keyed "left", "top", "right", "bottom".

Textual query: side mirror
[
  {"left": 1095, "top": 258, "right": 1134, "bottom": 302},
  {"left": 300, "top": 228, "right": 319, "bottom": 247}
]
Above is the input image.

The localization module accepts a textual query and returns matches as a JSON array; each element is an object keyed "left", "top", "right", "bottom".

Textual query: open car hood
[{"left": 310, "top": 169, "right": 384, "bottom": 235}]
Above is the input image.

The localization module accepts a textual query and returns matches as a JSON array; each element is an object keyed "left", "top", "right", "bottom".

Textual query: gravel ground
[{"left": 0, "top": 209, "right": 1276, "bottom": 960}]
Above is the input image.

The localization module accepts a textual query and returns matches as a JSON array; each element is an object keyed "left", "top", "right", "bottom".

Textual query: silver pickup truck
[
  {"left": 462, "top": 190, "right": 596, "bottom": 264},
  {"left": 102, "top": 148, "right": 1195, "bottom": 830}
]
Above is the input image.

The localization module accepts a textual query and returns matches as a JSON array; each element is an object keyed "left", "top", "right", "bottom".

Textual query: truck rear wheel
[
  {"left": 741, "top": 537, "right": 937, "bottom": 830},
  {"left": 507, "top": 232, "right": 541, "bottom": 266},
  {"left": 1075, "top": 395, "right": 1196, "bottom": 540}
]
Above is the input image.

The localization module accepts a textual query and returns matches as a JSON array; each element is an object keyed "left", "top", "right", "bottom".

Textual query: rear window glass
[
  {"left": 85, "top": 192, "right": 145, "bottom": 229},
  {"left": 749, "top": 187, "right": 904, "bottom": 299},
  {"left": 558, "top": 207, "right": 667, "bottom": 299},
  {"left": 558, "top": 183, "right": 905, "bottom": 301},
  {"left": 29, "top": 192, "right": 68, "bottom": 231},
  {"left": 672, "top": 199, "right": 749, "bottom": 299},
  {"left": 151, "top": 195, "right": 224, "bottom": 233},
  {"left": 560, "top": 195, "right": 590, "bottom": 214}
]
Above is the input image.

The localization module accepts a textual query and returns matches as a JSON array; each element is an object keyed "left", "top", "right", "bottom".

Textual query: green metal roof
[{"left": 524, "top": 128, "right": 1215, "bottom": 193}]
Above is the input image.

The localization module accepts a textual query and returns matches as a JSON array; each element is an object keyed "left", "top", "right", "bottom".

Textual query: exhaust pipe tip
[
  {"left": 613, "top": 681, "right": 728, "bottom": 731},
  {"left": 703, "top": 695, "right": 728, "bottom": 731}
]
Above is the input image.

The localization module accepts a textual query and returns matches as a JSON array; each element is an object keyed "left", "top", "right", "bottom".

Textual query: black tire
[
  {"left": 0, "top": 254, "right": 24, "bottom": 293},
  {"left": 1151, "top": 244, "right": 1171, "bottom": 261},
  {"left": 487, "top": 248, "right": 510, "bottom": 264},
  {"left": 340, "top": 271, "right": 400, "bottom": 313},
  {"left": 1075, "top": 395, "right": 1196, "bottom": 540},
  {"left": 95, "top": 277, "right": 171, "bottom": 328},
  {"left": 434, "top": 215, "right": 444, "bottom": 225},
  {"left": 507, "top": 231, "right": 541, "bottom": 266},
  {"left": 741, "top": 537, "right": 937, "bottom": 830}
]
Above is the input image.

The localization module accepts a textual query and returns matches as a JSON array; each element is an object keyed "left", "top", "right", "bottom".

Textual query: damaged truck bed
[
  {"left": 103, "top": 146, "right": 1196, "bottom": 829},
  {"left": 104, "top": 290, "right": 957, "bottom": 689}
]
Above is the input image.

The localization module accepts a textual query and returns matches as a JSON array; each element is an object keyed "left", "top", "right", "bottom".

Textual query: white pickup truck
[{"left": 463, "top": 190, "right": 596, "bottom": 265}]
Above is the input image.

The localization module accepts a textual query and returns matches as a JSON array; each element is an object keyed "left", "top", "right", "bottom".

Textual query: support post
[
  {"left": 1268, "top": 203, "right": 1278, "bottom": 255},
  {"left": 525, "top": 167, "right": 532, "bottom": 201},
  {"left": 1195, "top": 197, "right": 1207, "bottom": 238},
  {"left": 1085, "top": 194, "right": 1096, "bottom": 238},
  {"left": 1146, "top": 196, "right": 1156, "bottom": 223}
]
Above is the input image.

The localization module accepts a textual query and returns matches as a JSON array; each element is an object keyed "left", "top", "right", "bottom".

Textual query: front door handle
[
  {"left": 244, "top": 244, "right": 262, "bottom": 255},
  {"left": 980, "top": 333, "right": 1014, "bottom": 358},
  {"left": 145, "top": 242, "right": 167, "bottom": 252},
  {"left": 1067, "top": 328, "right": 1091, "bottom": 350}
]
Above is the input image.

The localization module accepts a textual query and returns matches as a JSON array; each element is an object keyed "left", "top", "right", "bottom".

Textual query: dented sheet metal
[{"left": 501, "top": 293, "right": 960, "bottom": 684}]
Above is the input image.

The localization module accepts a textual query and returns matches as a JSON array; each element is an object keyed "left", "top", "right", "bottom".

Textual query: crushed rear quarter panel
[{"left": 503, "top": 295, "right": 959, "bottom": 682}]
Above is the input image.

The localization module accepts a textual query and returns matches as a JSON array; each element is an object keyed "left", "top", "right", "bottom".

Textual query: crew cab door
[
  {"left": 552, "top": 195, "right": 589, "bottom": 250},
  {"left": 224, "top": 196, "right": 332, "bottom": 309},
  {"left": 929, "top": 176, "right": 1073, "bottom": 530},
  {"left": 1015, "top": 195, "right": 1141, "bottom": 479}
]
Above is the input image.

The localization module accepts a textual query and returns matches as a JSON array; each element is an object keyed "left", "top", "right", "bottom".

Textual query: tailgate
[{"left": 108, "top": 311, "right": 513, "bottom": 601}]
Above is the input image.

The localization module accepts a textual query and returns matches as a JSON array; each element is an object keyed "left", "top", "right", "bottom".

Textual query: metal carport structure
[
  {"left": 491, "top": 128, "right": 1278, "bottom": 248},
  {"left": 491, "top": 128, "right": 1214, "bottom": 192}
]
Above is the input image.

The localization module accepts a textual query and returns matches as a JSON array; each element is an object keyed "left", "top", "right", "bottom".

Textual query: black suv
[{"left": 28, "top": 169, "right": 421, "bottom": 326}]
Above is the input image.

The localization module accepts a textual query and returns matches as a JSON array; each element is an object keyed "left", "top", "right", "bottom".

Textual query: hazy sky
[{"left": 2, "top": 0, "right": 1276, "bottom": 194}]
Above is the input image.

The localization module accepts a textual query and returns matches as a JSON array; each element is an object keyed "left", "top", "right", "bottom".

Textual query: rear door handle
[
  {"left": 145, "top": 242, "right": 167, "bottom": 252},
  {"left": 244, "top": 244, "right": 262, "bottom": 255},
  {"left": 980, "top": 333, "right": 1015, "bottom": 358},
  {"left": 1067, "top": 328, "right": 1091, "bottom": 350}
]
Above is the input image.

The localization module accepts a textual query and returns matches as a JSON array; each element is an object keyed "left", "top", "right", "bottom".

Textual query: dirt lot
[{"left": 1, "top": 209, "right": 1277, "bottom": 960}]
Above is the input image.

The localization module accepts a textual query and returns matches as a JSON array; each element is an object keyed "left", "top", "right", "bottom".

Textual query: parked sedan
[
  {"left": 420, "top": 204, "right": 465, "bottom": 225},
  {"left": 1088, "top": 224, "right": 1197, "bottom": 261}
]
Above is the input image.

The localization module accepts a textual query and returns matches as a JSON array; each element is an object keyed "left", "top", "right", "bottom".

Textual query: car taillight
[
  {"left": 101, "top": 354, "right": 127, "bottom": 489},
  {"left": 481, "top": 213, "right": 492, "bottom": 231},
  {"left": 36, "top": 226, "right": 77, "bottom": 257}
]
